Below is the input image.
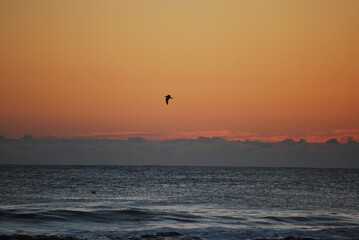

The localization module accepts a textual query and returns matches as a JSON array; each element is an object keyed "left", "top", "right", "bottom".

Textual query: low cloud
[
  {"left": 304, "top": 129, "right": 359, "bottom": 143},
  {"left": 0, "top": 136, "right": 358, "bottom": 168},
  {"left": 39, "top": 129, "right": 359, "bottom": 143}
]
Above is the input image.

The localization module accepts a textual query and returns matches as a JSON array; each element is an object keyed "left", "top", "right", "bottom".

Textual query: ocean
[{"left": 0, "top": 165, "right": 358, "bottom": 240}]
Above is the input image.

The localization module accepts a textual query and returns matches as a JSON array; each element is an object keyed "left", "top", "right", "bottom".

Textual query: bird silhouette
[{"left": 165, "top": 94, "right": 173, "bottom": 105}]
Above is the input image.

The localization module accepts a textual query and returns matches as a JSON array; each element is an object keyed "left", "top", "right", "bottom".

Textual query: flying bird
[{"left": 165, "top": 94, "right": 173, "bottom": 105}]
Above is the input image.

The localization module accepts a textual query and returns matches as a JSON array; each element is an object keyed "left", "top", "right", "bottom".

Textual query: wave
[
  {"left": 0, "top": 232, "right": 334, "bottom": 240},
  {"left": 1, "top": 208, "right": 359, "bottom": 239},
  {"left": 3, "top": 208, "right": 357, "bottom": 227},
  {"left": 0, "top": 232, "right": 203, "bottom": 240},
  {"left": 262, "top": 215, "right": 359, "bottom": 226},
  {"left": 0, "top": 208, "right": 203, "bottom": 224},
  {"left": 1, "top": 231, "right": 358, "bottom": 240}
]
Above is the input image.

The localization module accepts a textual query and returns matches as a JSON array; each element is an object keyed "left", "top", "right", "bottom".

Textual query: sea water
[{"left": 0, "top": 165, "right": 358, "bottom": 239}]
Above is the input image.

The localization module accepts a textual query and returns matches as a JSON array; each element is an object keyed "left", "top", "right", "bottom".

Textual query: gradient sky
[{"left": 1, "top": 0, "right": 358, "bottom": 142}]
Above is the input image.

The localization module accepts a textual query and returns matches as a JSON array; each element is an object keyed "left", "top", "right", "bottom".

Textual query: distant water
[{"left": 0, "top": 165, "right": 358, "bottom": 240}]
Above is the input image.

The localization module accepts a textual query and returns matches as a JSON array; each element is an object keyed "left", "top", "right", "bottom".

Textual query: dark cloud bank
[{"left": 0, "top": 136, "right": 358, "bottom": 168}]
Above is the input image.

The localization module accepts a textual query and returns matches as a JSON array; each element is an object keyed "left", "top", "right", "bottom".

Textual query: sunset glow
[{"left": 1, "top": 0, "right": 358, "bottom": 141}]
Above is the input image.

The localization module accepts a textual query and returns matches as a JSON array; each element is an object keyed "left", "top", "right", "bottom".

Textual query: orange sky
[{"left": 1, "top": 0, "right": 358, "bottom": 141}]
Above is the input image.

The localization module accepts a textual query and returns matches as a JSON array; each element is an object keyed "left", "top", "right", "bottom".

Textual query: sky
[{"left": 1, "top": 0, "right": 359, "bottom": 142}]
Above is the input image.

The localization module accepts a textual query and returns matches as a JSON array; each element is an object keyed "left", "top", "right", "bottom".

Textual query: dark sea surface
[{"left": 0, "top": 165, "right": 358, "bottom": 240}]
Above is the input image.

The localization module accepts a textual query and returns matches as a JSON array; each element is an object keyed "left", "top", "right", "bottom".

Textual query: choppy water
[{"left": 0, "top": 165, "right": 358, "bottom": 240}]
